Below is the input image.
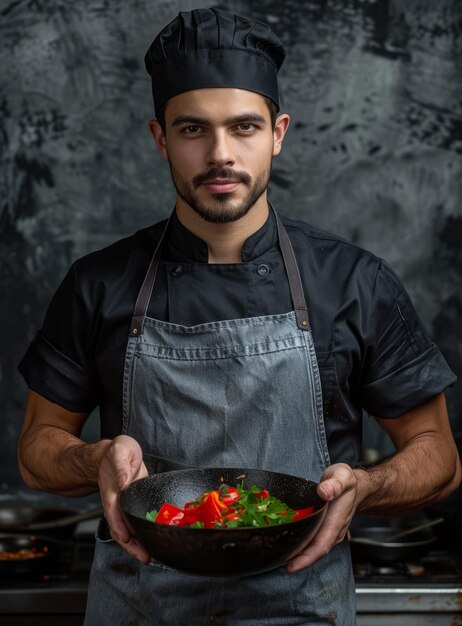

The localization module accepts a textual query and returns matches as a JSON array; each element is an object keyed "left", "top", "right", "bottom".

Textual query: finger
[
  {"left": 286, "top": 542, "right": 328, "bottom": 572},
  {"left": 106, "top": 500, "right": 131, "bottom": 543},
  {"left": 317, "top": 465, "right": 356, "bottom": 501},
  {"left": 317, "top": 478, "right": 346, "bottom": 501},
  {"left": 103, "top": 436, "right": 144, "bottom": 489},
  {"left": 287, "top": 492, "right": 354, "bottom": 573},
  {"left": 99, "top": 443, "right": 146, "bottom": 543},
  {"left": 132, "top": 461, "right": 149, "bottom": 484},
  {"left": 116, "top": 535, "right": 151, "bottom": 564},
  {"left": 287, "top": 524, "right": 347, "bottom": 572},
  {"left": 99, "top": 475, "right": 131, "bottom": 543},
  {"left": 110, "top": 446, "right": 139, "bottom": 490},
  {"left": 287, "top": 522, "right": 351, "bottom": 573}
]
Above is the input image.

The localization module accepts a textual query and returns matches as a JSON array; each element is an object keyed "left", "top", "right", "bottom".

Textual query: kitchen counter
[
  {"left": 356, "top": 583, "right": 462, "bottom": 625},
  {"left": 0, "top": 578, "right": 88, "bottom": 626}
]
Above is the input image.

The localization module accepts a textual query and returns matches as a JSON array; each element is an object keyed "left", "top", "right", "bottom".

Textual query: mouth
[{"left": 201, "top": 179, "right": 241, "bottom": 194}]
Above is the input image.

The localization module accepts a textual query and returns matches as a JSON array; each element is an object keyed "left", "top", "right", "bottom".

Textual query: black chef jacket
[{"left": 19, "top": 209, "right": 456, "bottom": 466}]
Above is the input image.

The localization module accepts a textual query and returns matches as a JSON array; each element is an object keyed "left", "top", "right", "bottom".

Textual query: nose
[{"left": 206, "top": 130, "right": 235, "bottom": 167}]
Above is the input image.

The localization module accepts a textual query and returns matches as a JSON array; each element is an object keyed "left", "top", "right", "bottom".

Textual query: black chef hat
[{"left": 144, "top": 7, "right": 286, "bottom": 114}]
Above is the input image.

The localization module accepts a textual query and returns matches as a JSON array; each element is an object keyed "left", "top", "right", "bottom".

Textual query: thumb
[
  {"left": 317, "top": 479, "right": 344, "bottom": 501},
  {"left": 316, "top": 463, "right": 354, "bottom": 501},
  {"left": 110, "top": 436, "right": 143, "bottom": 491}
]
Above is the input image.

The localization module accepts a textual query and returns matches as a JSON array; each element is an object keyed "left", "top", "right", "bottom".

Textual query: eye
[
  {"left": 182, "top": 125, "right": 202, "bottom": 134},
  {"left": 236, "top": 123, "right": 256, "bottom": 132}
]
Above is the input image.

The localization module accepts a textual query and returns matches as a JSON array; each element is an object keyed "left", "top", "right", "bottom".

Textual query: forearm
[
  {"left": 288, "top": 396, "right": 461, "bottom": 573},
  {"left": 18, "top": 423, "right": 112, "bottom": 497},
  {"left": 354, "top": 431, "right": 461, "bottom": 516}
]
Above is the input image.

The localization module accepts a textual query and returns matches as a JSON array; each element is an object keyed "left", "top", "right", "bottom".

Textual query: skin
[{"left": 18, "top": 88, "right": 461, "bottom": 571}]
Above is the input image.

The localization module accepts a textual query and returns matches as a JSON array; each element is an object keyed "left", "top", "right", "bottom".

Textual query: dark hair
[
  {"left": 265, "top": 98, "right": 279, "bottom": 130},
  {"left": 156, "top": 96, "right": 280, "bottom": 134}
]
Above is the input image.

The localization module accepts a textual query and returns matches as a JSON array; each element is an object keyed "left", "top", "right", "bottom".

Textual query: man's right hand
[
  {"left": 98, "top": 435, "right": 150, "bottom": 563},
  {"left": 18, "top": 393, "right": 151, "bottom": 562}
]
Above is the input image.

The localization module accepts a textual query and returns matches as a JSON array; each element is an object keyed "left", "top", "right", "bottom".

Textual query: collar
[{"left": 164, "top": 208, "right": 278, "bottom": 263}]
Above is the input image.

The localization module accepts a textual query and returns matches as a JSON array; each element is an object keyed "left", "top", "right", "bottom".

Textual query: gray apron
[{"left": 85, "top": 210, "right": 356, "bottom": 625}]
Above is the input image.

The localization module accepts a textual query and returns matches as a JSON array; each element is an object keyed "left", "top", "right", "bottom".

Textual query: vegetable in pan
[
  {"left": 0, "top": 546, "right": 49, "bottom": 560},
  {"left": 146, "top": 482, "right": 315, "bottom": 528}
]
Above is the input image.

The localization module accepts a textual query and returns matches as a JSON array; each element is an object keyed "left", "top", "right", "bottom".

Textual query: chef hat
[{"left": 144, "top": 7, "right": 286, "bottom": 114}]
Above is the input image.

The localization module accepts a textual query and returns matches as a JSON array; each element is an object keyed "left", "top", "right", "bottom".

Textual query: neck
[{"left": 175, "top": 196, "right": 270, "bottom": 263}]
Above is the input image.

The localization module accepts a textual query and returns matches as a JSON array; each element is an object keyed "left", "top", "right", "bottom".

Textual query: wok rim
[
  {"left": 350, "top": 527, "right": 436, "bottom": 548},
  {"left": 0, "top": 506, "right": 80, "bottom": 527}
]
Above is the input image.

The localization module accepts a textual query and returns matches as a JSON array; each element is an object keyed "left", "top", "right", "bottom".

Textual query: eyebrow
[{"left": 171, "top": 113, "right": 267, "bottom": 127}]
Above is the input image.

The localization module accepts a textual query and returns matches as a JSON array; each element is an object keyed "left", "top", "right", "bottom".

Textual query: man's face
[{"left": 151, "top": 89, "right": 288, "bottom": 224}]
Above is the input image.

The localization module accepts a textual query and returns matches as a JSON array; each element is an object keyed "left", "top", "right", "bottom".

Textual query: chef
[{"left": 18, "top": 7, "right": 460, "bottom": 625}]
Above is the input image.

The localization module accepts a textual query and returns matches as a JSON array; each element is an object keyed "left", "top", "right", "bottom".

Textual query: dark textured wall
[{"left": 1, "top": 0, "right": 461, "bottom": 499}]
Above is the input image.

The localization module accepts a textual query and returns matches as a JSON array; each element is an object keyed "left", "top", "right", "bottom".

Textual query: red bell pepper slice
[
  {"left": 220, "top": 486, "right": 240, "bottom": 506},
  {"left": 201, "top": 491, "right": 228, "bottom": 527},
  {"left": 155, "top": 503, "right": 186, "bottom": 526},
  {"left": 223, "top": 511, "right": 243, "bottom": 522},
  {"left": 183, "top": 490, "right": 228, "bottom": 528},
  {"left": 292, "top": 506, "right": 315, "bottom": 521},
  {"left": 254, "top": 489, "right": 269, "bottom": 500}
]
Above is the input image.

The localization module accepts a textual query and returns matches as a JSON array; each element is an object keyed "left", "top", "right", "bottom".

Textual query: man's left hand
[{"left": 286, "top": 463, "right": 362, "bottom": 573}]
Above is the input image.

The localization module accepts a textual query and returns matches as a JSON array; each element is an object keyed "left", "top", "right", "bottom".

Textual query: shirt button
[
  {"left": 171, "top": 265, "right": 184, "bottom": 277},
  {"left": 257, "top": 264, "right": 270, "bottom": 277}
]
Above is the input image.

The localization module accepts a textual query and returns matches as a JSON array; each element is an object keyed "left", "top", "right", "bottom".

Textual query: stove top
[
  {"left": 353, "top": 550, "right": 462, "bottom": 584},
  {"left": 353, "top": 550, "right": 462, "bottom": 625}
]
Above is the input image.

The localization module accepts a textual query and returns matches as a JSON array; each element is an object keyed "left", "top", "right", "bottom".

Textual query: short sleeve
[
  {"left": 18, "top": 263, "right": 100, "bottom": 412},
  {"left": 359, "top": 261, "right": 456, "bottom": 418}
]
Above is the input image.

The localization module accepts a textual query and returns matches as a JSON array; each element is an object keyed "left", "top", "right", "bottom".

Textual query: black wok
[
  {"left": 119, "top": 467, "right": 327, "bottom": 576},
  {"left": 349, "top": 526, "right": 437, "bottom": 563},
  {"left": 0, "top": 534, "right": 59, "bottom": 578},
  {"left": 0, "top": 506, "right": 103, "bottom": 539}
]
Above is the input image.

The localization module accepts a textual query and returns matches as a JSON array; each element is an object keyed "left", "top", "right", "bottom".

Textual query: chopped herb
[{"left": 146, "top": 509, "right": 158, "bottom": 522}]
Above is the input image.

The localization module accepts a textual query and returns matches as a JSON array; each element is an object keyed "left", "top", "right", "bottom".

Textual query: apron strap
[
  {"left": 129, "top": 218, "right": 171, "bottom": 336},
  {"left": 273, "top": 209, "right": 310, "bottom": 331},
  {"left": 129, "top": 209, "right": 310, "bottom": 336}
]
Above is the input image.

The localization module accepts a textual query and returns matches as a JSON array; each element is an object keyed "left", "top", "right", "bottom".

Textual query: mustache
[{"left": 193, "top": 167, "right": 251, "bottom": 187}]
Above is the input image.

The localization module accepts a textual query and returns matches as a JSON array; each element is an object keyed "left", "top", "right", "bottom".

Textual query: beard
[{"left": 169, "top": 163, "right": 271, "bottom": 224}]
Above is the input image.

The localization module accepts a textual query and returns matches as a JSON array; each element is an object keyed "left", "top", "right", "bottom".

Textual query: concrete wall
[{"left": 1, "top": 0, "right": 461, "bottom": 498}]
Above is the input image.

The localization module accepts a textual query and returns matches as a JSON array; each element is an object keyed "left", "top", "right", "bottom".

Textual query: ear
[
  {"left": 148, "top": 119, "right": 169, "bottom": 161},
  {"left": 272, "top": 113, "right": 290, "bottom": 156}
]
